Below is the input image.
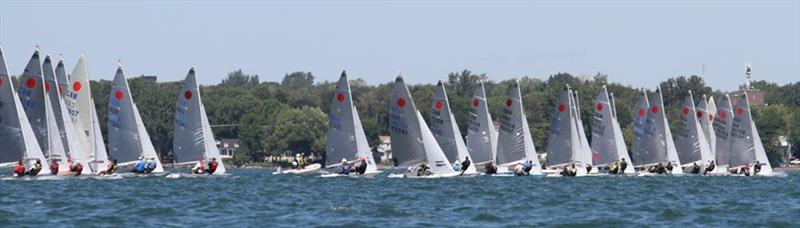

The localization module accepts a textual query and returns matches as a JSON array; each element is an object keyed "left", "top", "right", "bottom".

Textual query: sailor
[
  {"left": 50, "top": 159, "right": 60, "bottom": 175},
  {"left": 192, "top": 160, "right": 205, "bottom": 174},
  {"left": 665, "top": 162, "right": 674, "bottom": 174},
  {"left": 514, "top": 163, "right": 525, "bottom": 176},
  {"left": 339, "top": 158, "right": 351, "bottom": 175},
  {"left": 71, "top": 161, "right": 83, "bottom": 176},
  {"left": 132, "top": 157, "right": 146, "bottom": 173},
  {"left": 485, "top": 162, "right": 498, "bottom": 175},
  {"left": 145, "top": 158, "right": 157, "bottom": 173},
  {"left": 13, "top": 160, "right": 25, "bottom": 176},
  {"left": 703, "top": 160, "right": 716, "bottom": 175},
  {"left": 609, "top": 162, "right": 619, "bottom": 174},
  {"left": 753, "top": 160, "right": 762, "bottom": 175},
  {"left": 691, "top": 162, "right": 701, "bottom": 174},
  {"left": 25, "top": 159, "right": 42, "bottom": 176},
  {"left": 99, "top": 159, "right": 119, "bottom": 175},
  {"left": 655, "top": 163, "right": 667, "bottom": 174},
  {"left": 417, "top": 163, "right": 429, "bottom": 176},
  {"left": 299, "top": 154, "right": 306, "bottom": 169},
  {"left": 523, "top": 160, "right": 533, "bottom": 174},
  {"left": 206, "top": 158, "right": 219, "bottom": 174},
  {"left": 586, "top": 164, "right": 593, "bottom": 174},
  {"left": 459, "top": 157, "right": 471, "bottom": 176},
  {"left": 451, "top": 160, "right": 461, "bottom": 172},
  {"left": 619, "top": 158, "right": 628, "bottom": 174},
  {"left": 568, "top": 163, "right": 578, "bottom": 176},
  {"left": 355, "top": 157, "right": 368, "bottom": 175}
]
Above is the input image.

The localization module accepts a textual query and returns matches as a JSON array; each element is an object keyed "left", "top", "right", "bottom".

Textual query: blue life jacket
[
  {"left": 134, "top": 161, "right": 145, "bottom": 172},
  {"left": 146, "top": 160, "right": 156, "bottom": 170}
]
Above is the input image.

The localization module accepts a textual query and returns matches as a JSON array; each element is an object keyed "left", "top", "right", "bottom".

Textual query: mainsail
[
  {"left": 697, "top": 95, "right": 717, "bottom": 160},
  {"left": 429, "top": 80, "right": 476, "bottom": 173},
  {"left": 465, "top": 80, "right": 497, "bottom": 164},
  {"left": 15, "top": 50, "right": 55, "bottom": 172},
  {"left": 712, "top": 94, "right": 733, "bottom": 168},
  {"left": 174, "top": 67, "right": 226, "bottom": 174},
  {"left": 729, "top": 92, "right": 773, "bottom": 174},
  {"left": 46, "top": 57, "right": 90, "bottom": 171},
  {"left": 0, "top": 47, "right": 47, "bottom": 168},
  {"left": 108, "top": 65, "right": 163, "bottom": 173},
  {"left": 496, "top": 80, "right": 541, "bottom": 173},
  {"left": 324, "top": 71, "right": 377, "bottom": 172},
  {"left": 65, "top": 55, "right": 108, "bottom": 172},
  {"left": 643, "top": 88, "right": 683, "bottom": 173},
  {"left": 389, "top": 76, "right": 454, "bottom": 175},
  {"left": 675, "top": 91, "right": 713, "bottom": 167},
  {"left": 546, "top": 86, "right": 582, "bottom": 168},
  {"left": 631, "top": 90, "right": 652, "bottom": 166},
  {"left": 591, "top": 86, "right": 633, "bottom": 172}
]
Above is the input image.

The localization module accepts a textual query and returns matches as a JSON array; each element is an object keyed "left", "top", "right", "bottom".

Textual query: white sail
[
  {"left": 47, "top": 57, "right": 90, "bottom": 171},
  {"left": 430, "top": 81, "right": 476, "bottom": 174},
  {"left": 0, "top": 47, "right": 47, "bottom": 169},
  {"left": 15, "top": 50, "right": 53, "bottom": 172},
  {"left": 65, "top": 55, "right": 108, "bottom": 172},
  {"left": 697, "top": 95, "right": 717, "bottom": 160},
  {"left": 572, "top": 91, "right": 593, "bottom": 167},
  {"left": 353, "top": 106, "right": 377, "bottom": 172},
  {"left": 133, "top": 104, "right": 164, "bottom": 173}
]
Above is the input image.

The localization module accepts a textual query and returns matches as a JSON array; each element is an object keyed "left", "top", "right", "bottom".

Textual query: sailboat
[
  {"left": 321, "top": 71, "right": 379, "bottom": 177},
  {"left": 107, "top": 65, "right": 164, "bottom": 174},
  {"left": 697, "top": 95, "right": 717, "bottom": 163},
  {"left": 65, "top": 55, "right": 109, "bottom": 173},
  {"left": 388, "top": 76, "right": 457, "bottom": 178},
  {"left": 0, "top": 47, "right": 49, "bottom": 176},
  {"left": 429, "top": 80, "right": 477, "bottom": 175},
  {"left": 45, "top": 56, "right": 90, "bottom": 175},
  {"left": 712, "top": 94, "right": 733, "bottom": 174},
  {"left": 675, "top": 91, "right": 714, "bottom": 174},
  {"left": 14, "top": 49, "right": 56, "bottom": 175},
  {"left": 638, "top": 87, "right": 683, "bottom": 175},
  {"left": 465, "top": 80, "right": 497, "bottom": 166},
  {"left": 496, "top": 80, "right": 541, "bottom": 175},
  {"left": 173, "top": 66, "right": 227, "bottom": 175},
  {"left": 631, "top": 89, "right": 651, "bottom": 169},
  {"left": 544, "top": 85, "right": 588, "bottom": 176},
  {"left": 590, "top": 86, "right": 635, "bottom": 174},
  {"left": 728, "top": 92, "right": 775, "bottom": 176}
]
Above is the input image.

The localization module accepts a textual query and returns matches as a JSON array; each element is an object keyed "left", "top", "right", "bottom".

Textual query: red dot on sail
[
  {"left": 735, "top": 108, "right": 744, "bottom": 116},
  {"left": 45, "top": 82, "right": 51, "bottom": 92},
  {"left": 0, "top": 78, "right": 3, "bottom": 87},
  {"left": 596, "top": 103, "right": 603, "bottom": 111},
  {"left": 639, "top": 109, "right": 646, "bottom": 117},
  {"left": 115, "top": 90, "right": 124, "bottom": 100},
  {"left": 26, "top": 78, "right": 36, "bottom": 88},
  {"left": 558, "top": 104, "right": 566, "bottom": 112},
  {"left": 506, "top": 99, "right": 512, "bottom": 107},
  {"left": 72, "top": 81, "right": 82, "bottom": 91},
  {"left": 696, "top": 111, "right": 703, "bottom": 118},
  {"left": 58, "top": 86, "right": 63, "bottom": 94},
  {"left": 435, "top": 101, "right": 443, "bottom": 110},
  {"left": 719, "top": 111, "right": 727, "bottom": 119},
  {"left": 472, "top": 99, "right": 480, "bottom": 108},
  {"left": 397, "top": 98, "right": 406, "bottom": 107},
  {"left": 651, "top": 106, "right": 659, "bottom": 113},
  {"left": 184, "top": 90, "right": 193, "bottom": 100},
  {"left": 336, "top": 93, "right": 345, "bottom": 102},
  {"left": 682, "top": 107, "right": 689, "bottom": 116}
]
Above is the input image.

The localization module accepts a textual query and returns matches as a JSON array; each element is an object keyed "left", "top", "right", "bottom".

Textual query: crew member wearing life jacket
[
  {"left": 132, "top": 157, "right": 146, "bottom": 174},
  {"left": 207, "top": 158, "right": 219, "bottom": 174},
  {"left": 484, "top": 162, "right": 498, "bottom": 175},
  {"left": 514, "top": 163, "right": 525, "bottom": 176},
  {"left": 145, "top": 158, "right": 157, "bottom": 173},
  {"left": 609, "top": 162, "right": 619, "bottom": 174},
  {"left": 192, "top": 160, "right": 205, "bottom": 174},
  {"left": 50, "top": 160, "right": 60, "bottom": 175},
  {"left": 355, "top": 157, "right": 368, "bottom": 175},
  {"left": 299, "top": 154, "right": 306, "bottom": 169},
  {"left": 560, "top": 163, "right": 577, "bottom": 177},
  {"left": 586, "top": 164, "right": 593, "bottom": 174},
  {"left": 416, "top": 163, "right": 430, "bottom": 176},
  {"left": 690, "top": 162, "right": 701, "bottom": 174},
  {"left": 459, "top": 157, "right": 471, "bottom": 176},
  {"left": 665, "top": 162, "right": 674, "bottom": 174},
  {"left": 753, "top": 160, "right": 762, "bottom": 175},
  {"left": 339, "top": 158, "right": 351, "bottom": 175},
  {"left": 13, "top": 160, "right": 26, "bottom": 176},
  {"left": 71, "top": 161, "right": 83, "bottom": 176},
  {"left": 619, "top": 158, "right": 628, "bottom": 174},
  {"left": 99, "top": 159, "right": 119, "bottom": 175},
  {"left": 523, "top": 160, "right": 533, "bottom": 174},
  {"left": 451, "top": 160, "right": 461, "bottom": 172},
  {"left": 25, "top": 159, "right": 43, "bottom": 176},
  {"left": 703, "top": 160, "right": 716, "bottom": 175}
]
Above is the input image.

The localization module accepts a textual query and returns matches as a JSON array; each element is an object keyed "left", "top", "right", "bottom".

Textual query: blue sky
[{"left": 1, "top": 1, "right": 798, "bottom": 91}]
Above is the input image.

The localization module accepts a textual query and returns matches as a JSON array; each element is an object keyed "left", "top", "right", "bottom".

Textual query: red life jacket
[
  {"left": 51, "top": 162, "right": 60, "bottom": 174},
  {"left": 210, "top": 161, "right": 218, "bottom": 170},
  {"left": 14, "top": 164, "right": 25, "bottom": 175}
]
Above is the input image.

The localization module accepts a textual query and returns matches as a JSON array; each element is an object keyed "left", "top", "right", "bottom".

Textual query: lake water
[{"left": 1, "top": 168, "right": 799, "bottom": 227}]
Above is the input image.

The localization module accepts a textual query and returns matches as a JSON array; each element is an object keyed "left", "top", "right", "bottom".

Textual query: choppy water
[{"left": 1, "top": 169, "right": 799, "bottom": 227}]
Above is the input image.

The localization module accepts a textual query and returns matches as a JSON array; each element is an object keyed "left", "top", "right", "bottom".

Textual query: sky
[{"left": 1, "top": 1, "right": 798, "bottom": 91}]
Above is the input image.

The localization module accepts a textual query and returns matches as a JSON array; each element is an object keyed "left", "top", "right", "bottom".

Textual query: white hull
[{"left": 273, "top": 163, "right": 322, "bottom": 175}]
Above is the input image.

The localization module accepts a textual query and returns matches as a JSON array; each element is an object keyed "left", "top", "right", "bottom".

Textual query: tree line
[{"left": 58, "top": 69, "right": 799, "bottom": 166}]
